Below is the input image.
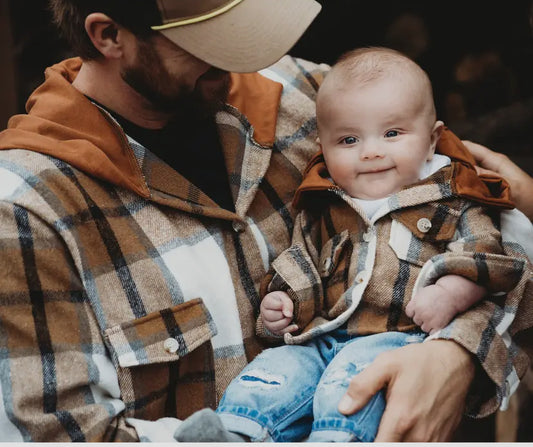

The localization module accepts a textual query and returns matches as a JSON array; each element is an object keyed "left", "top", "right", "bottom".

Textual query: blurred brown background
[{"left": 0, "top": 0, "right": 532, "bottom": 442}]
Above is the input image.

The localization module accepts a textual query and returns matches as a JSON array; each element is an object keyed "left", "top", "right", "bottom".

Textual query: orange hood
[
  {"left": 0, "top": 58, "right": 282, "bottom": 198},
  {"left": 294, "top": 129, "right": 514, "bottom": 210}
]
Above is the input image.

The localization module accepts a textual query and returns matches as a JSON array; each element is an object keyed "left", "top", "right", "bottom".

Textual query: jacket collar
[{"left": 0, "top": 58, "right": 283, "bottom": 219}]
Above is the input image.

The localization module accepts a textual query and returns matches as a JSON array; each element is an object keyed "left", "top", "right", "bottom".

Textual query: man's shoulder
[
  {"left": 0, "top": 148, "right": 101, "bottom": 210},
  {"left": 0, "top": 148, "right": 58, "bottom": 176},
  {"left": 260, "top": 55, "right": 330, "bottom": 90}
]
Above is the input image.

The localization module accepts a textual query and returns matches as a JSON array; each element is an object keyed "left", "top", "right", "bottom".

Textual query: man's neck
[{"left": 72, "top": 60, "right": 172, "bottom": 129}]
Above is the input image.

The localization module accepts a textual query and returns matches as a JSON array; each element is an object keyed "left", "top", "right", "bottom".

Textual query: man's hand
[
  {"left": 260, "top": 291, "right": 298, "bottom": 335},
  {"left": 463, "top": 140, "right": 533, "bottom": 221},
  {"left": 337, "top": 339, "right": 475, "bottom": 441}
]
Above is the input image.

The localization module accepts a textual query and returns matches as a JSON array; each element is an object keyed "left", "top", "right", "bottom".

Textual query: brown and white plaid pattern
[
  {"left": 262, "top": 164, "right": 533, "bottom": 417},
  {"left": 0, "top": 56, "right": 329, "bottom": 441}
]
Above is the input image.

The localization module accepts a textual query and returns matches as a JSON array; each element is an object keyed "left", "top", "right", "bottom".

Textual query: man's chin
[
  {"left": 146, "top": 92, "right": 224, "bottom": 120},
  {"left": 196, "top": 73, "right": 231, "bottom": 114},
  {"left": 161, "top": 79, "right": 229, "bottom": 120}
]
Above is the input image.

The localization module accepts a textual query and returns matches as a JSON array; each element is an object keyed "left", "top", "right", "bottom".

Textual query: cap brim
[{"left": 158, "top": 0, "right": 321, "bottom": 73}]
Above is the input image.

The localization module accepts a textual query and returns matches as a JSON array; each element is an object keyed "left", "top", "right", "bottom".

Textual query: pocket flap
[
  {"left": 390, "top": 200, "right": 463, "bottom": 241},
  {"left": 104, "top": 298, "right": 217, "bottom": 368},
  {"left": 319, "top": 229, "right": 351, "bottom": 277}
]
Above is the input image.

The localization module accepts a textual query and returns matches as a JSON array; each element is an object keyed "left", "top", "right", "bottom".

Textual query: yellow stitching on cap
[{"left": 151, "top": 0, "right": 244, "bottom": 30}]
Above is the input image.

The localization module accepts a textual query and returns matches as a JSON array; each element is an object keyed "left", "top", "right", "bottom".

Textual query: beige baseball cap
[{"left": 151, "top": 0, "right": 322, "bottom": 72}]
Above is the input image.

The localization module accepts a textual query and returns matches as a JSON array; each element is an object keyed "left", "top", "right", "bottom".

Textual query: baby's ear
[{"left": 428, "top": 120, "right": 444, "bottom": 160}]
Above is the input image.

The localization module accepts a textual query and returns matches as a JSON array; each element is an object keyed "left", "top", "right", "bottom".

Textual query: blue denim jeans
[{"left": 216, "top": 330, "right": 426, "bottom": 442}]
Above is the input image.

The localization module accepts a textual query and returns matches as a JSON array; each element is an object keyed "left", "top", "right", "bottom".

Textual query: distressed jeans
[{"left": 216, "top": 330, "right": 426, "bottom": 442}]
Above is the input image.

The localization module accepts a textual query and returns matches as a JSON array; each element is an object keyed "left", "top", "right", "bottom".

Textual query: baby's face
[{"left": 317, "top": 76, "right": 442, "bottom": 200}]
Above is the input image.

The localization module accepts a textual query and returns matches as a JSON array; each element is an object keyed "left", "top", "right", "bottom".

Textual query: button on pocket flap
[
  {"left": 390, "top": 201, "right": 461, "bottom": 241},
  {"left": 105, "top": 298, "right": 217, "bottom": 368},
  {"left": 389, "top": 217, "right": 453, "bottom": 267},
  {"left": 319, "top": 230, "right": 351, "bottom": 277}
]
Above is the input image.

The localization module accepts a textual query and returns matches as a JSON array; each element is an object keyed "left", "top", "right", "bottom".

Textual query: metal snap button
[
  {"left": 355, "top": 271, "right": 366, "bottom": 284},
  {"left": 417, "top": 217, "right": 432, "bottom": 233},
  {"left": 232, "top": 221, "right": 246, "bottom": 233}
]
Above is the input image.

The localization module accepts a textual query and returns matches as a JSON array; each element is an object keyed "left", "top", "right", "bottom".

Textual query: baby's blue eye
[
  {"left": 342, "top": 136, "right": 358, "bottom": 144},
  {"left": 385, "top": 130, "right": 399, "bottom": 138}
]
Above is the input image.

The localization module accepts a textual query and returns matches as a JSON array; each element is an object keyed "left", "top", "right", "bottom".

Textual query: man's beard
[{"left": 121, "top": 39, "right": 230, "bottom": 119}]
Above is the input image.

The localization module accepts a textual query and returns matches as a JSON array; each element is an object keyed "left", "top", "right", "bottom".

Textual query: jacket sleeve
[
  {"left": 257, "top": 209, "right": 324, "bottom": 340},
  {"left": 416, "top": 204, "right": 533, "bottom": 417},
  {"left": 0, "top": 202, "right": 183, "bottom": 442}
]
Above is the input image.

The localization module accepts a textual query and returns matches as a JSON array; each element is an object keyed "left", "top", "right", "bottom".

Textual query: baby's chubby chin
[{"left": 348, "top": 180, "right": 403, "bottom": 200}]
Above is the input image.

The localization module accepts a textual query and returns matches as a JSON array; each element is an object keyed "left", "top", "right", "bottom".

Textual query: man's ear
[
  {"left": 428, "top": 120, "right": 444, "bottom": 160},
  {"left": 84, "top": 13, "right": 124, "bottom": 59}
]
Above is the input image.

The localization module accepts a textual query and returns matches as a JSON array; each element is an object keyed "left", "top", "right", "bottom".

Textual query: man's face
[{"left": 121, "top": 33, "right": 231, "bottom": 117}]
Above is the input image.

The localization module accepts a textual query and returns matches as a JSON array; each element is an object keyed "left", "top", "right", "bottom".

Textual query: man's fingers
[
  {"left": 463, "top": 140, "right": 509, "bottom": 172},
  {"left": 338, "top": 359, "right": 392, "bottom": 415},
  {"left": 374, "top": 406, "right": 407, "bottom": 442},
  {"left": 462, "top": 140, "right": 493, "bottom": 164},
  {"left": 474, "top": 165, "right": 498, "bottom": 178}
]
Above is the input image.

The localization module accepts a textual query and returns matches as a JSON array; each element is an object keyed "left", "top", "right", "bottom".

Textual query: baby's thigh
[
  {"left": 313, "top": 331, "right": 424, "bottom": 420},
  {"left": 220, "top": 344, "right": 327, "bottom": 413}
]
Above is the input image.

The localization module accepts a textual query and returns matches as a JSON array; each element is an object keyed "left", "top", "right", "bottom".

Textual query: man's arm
[{"left": 0, "top": 202, "right": 184, "bottom": 442}]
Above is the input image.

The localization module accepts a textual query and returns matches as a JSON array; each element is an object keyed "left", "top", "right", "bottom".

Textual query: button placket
[
  {"left": 362, "top": 227, "right": 374, "bottom": 242},
  {"left": 232, "top": 220, "right": 246, "bottom": 233},
  {"left": 355, "top": 270, "right": 367, "bottom": 284}
]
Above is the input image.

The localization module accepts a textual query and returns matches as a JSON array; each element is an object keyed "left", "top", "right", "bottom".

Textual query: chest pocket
[
  {"left": 104, "top": 298, "right": 216, "bottom": 368},
  {"left": 388, "top": 204, "right": 462, "bottom": 267},
  {"left": 103, "top": 298, "right": 218, "bottom": 420}
]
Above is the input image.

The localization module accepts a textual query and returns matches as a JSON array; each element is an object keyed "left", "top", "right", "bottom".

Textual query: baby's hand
[
  {"left": 260, "top": 291, "right": 298, "bottom": 335},
  {"left": 405, "top": 284, "right": 457, "bottom": 335},
  {"left": 406, "top": 275, "right": 486, "bottom": 335}
]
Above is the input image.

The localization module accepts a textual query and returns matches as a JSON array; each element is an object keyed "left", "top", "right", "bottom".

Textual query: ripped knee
[
  {"left": 238, "top": 369, "right": 286, "bottom": 389},
  {"left": 321, "top": 362, "right": 361, "bottom": 387}
]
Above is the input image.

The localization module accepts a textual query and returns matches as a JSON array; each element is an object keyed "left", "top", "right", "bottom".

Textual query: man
[{"left": 0, "top": 0, "right": 531, "bottom": 442}]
